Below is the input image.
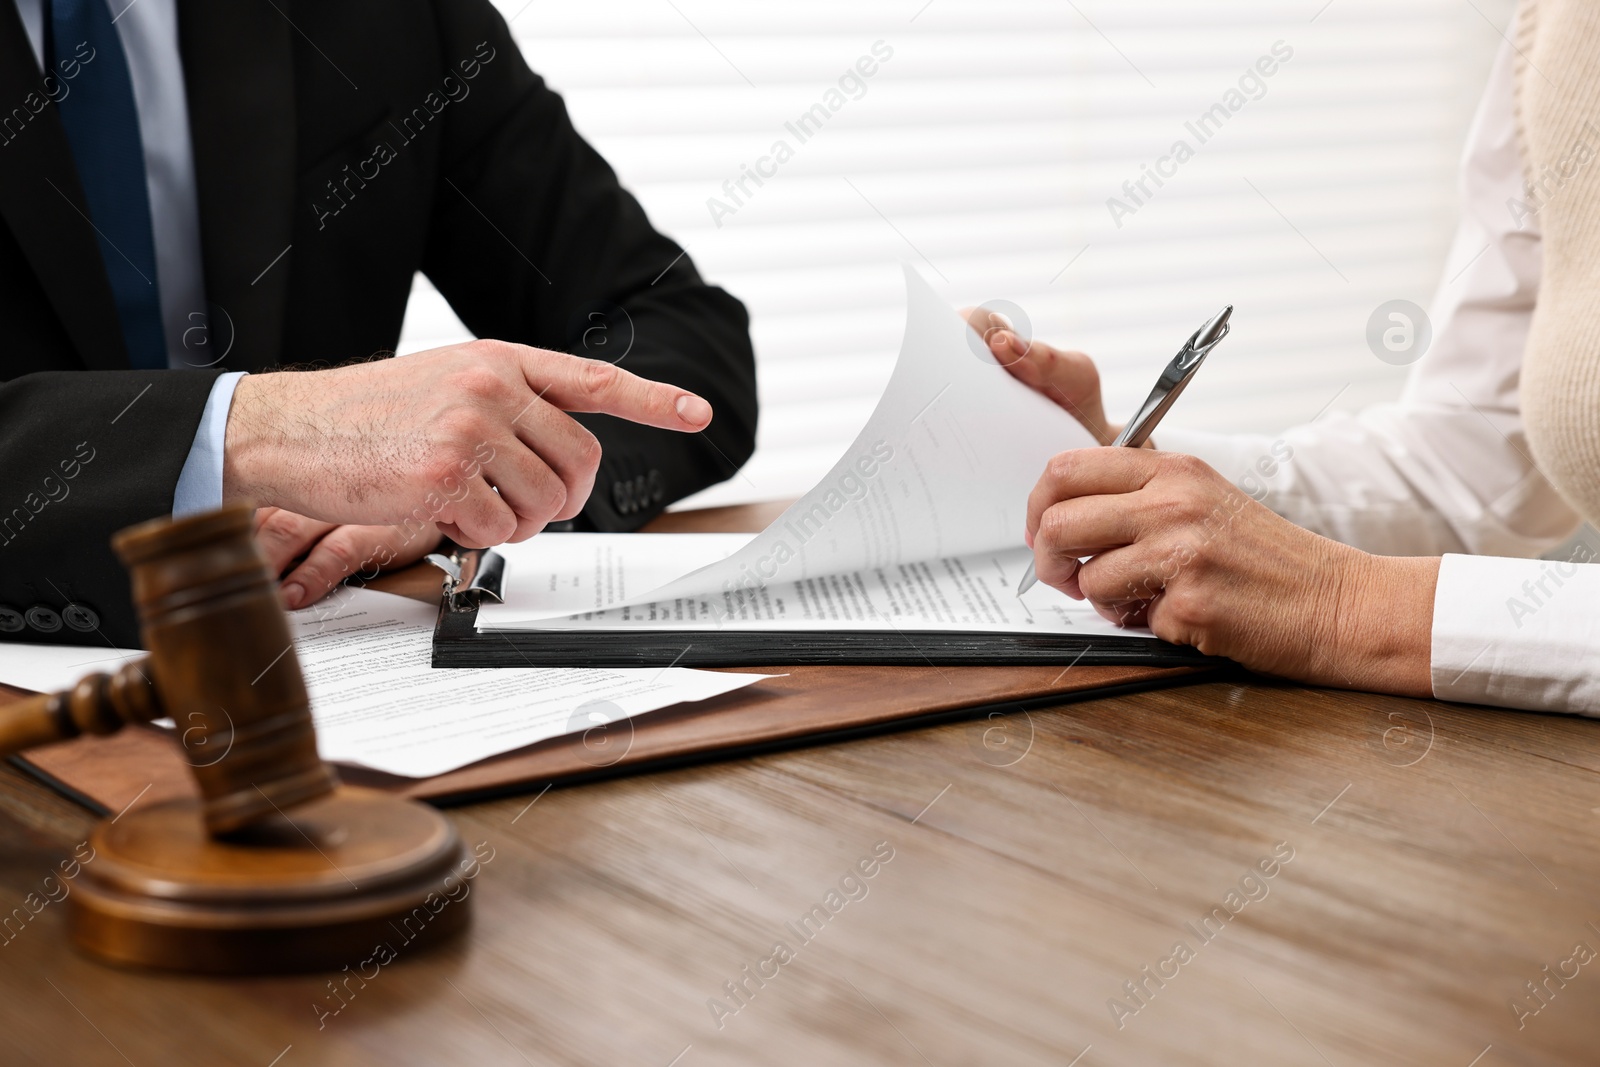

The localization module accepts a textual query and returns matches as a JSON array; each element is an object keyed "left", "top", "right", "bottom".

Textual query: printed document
[{"left": 289, "top": 588, "right": 768, "bottom": 776}]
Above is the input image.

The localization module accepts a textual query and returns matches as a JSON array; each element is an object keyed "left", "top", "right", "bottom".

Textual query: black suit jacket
[{"left": 0, "top": 0, "right": 758, "bottom": 647}]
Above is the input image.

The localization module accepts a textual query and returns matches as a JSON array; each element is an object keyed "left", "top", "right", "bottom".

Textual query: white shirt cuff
[
  {"left": 1431, "top": 552, "right": 1600, "bottom": 715},
  {"left": 172, "top": 372, "right": 246, "bottom": 517}
]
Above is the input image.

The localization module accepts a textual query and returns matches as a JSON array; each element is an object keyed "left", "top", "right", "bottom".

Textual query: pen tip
[{"left": 1193, "top": 305, "right": 1232, "bottom": 350}]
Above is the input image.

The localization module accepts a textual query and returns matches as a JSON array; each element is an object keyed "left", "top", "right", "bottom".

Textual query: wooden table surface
[{"left": 1, "top": 503, "right": 1597, "bottom": 1066}]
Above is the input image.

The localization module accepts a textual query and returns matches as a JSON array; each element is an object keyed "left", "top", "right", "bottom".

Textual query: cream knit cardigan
[{"left": 1515, "top": 0, "right": 1600, "bottom": 526}]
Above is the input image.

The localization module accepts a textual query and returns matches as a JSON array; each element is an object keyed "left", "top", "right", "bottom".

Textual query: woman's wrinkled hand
[{"left": 1026, "top": 446, "right": 1439, "bottom": 696}]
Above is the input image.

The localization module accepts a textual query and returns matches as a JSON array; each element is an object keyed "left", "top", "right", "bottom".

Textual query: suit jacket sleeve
[
  {"left": 0, "top": 370, "right": 222, "bottom": 647},
  {"left": 418, "top": 1, "right": 759, "bottom": 531}
]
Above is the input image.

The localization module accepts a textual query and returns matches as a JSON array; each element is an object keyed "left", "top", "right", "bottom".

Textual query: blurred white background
[{"left": 398, "top": 0, "right": 1519, "bottom": 508}]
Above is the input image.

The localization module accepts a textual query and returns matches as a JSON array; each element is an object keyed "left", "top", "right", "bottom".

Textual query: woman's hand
[
  {"left": 962, "top": 308, "right": 1116, "bottom": 445},
  {"left": 1026, "top": 447, "right": 1440, "bottom": 696},
  {"left": 252, "top": 507, "right": 446, "bottom": 610}
]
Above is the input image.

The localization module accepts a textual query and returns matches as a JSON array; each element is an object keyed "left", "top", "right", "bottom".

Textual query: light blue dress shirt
[{"left": 17, "top": 0, "right": 243, "bottom": 516}]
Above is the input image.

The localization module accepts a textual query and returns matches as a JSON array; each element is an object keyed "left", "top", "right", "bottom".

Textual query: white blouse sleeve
[
  {"left": 1432, "top": 553, "right": 1600, "bottom": 714},
  {"left": 1157, "top": 38, "right": 1600, "bottom": 715},
  {"left": 1157, "top": 37, "right": 1581, "bottom": 559}
]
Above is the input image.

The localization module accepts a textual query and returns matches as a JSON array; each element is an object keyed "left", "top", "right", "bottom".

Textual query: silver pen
[{"left": 1015, "top": 305, "right": 1233, "bottom": 596}]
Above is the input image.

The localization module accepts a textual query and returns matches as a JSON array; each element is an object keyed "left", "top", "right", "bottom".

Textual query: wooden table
[{"left": 1, "top": 503, "right": 1596, "bottom": 1066}]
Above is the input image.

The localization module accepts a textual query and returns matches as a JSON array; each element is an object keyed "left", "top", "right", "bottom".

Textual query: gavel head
[{"left": 112, "top": 504, "right": 338, "bottom": 836}]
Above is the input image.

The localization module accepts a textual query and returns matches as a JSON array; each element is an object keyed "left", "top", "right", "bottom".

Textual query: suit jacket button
[
  {"left": 0, "top": 606, "right": 22, "bottom": 633},
  {"left": 25, "top": 606, "right": 61, "bottom": 633},
  {"left": 647, "top": 469, "right": 665, "bottom": 503},
  {"left": 62, "top": 603, "right": 99, "bottom": 633}
]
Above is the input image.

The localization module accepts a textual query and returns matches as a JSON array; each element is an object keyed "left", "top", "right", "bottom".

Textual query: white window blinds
[{"left": 397, "top": 0, "right": 1517, "bottom": 508}]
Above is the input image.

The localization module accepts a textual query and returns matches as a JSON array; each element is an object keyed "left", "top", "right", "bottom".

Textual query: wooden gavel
[
  {"left": 1, "top": 506, "right": 337, "bottom": 834},
  {"left": 0, "top": 505, "right": 470, "bottom": 973}
]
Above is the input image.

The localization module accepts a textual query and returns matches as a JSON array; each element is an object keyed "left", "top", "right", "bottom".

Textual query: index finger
[
  {"left": 515, "top": 346, "right": 712, "bottom": 431},
  {"left": 1026, "top": 447, "right": 1167, "bottom": 541}
]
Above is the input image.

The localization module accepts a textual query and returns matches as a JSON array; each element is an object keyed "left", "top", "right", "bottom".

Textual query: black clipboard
[{"left": 427, "top": 548, "right": 1216, "bottom": 670}]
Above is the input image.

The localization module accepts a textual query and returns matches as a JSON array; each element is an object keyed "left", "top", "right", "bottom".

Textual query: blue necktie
[{"left": 49, "top": 0, "right": 167, "bottom": 370}]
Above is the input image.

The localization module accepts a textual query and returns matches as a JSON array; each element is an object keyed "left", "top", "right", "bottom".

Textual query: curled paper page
[{"left": 480, "top": 265, "right": 1096, "bottom": 629}]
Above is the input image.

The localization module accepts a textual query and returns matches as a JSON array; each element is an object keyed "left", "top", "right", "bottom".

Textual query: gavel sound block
[{"left": 0, "top": 506, "right": 469, "bottom": 973}]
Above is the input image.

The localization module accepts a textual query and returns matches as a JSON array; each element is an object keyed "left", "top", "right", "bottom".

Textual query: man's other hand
[
  {"left": 222, "top": 340, "right": 714, "bottom": 547},
  {"left": 252, "top": 507, "right": 445, "bottom": 610}
]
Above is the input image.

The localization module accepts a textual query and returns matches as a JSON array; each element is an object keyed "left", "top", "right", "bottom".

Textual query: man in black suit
[{"left": 0, "top": 0, "right": 758, "bottom": 647}]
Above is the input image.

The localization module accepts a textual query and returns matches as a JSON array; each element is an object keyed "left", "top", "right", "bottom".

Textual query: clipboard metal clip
[{"left": 425, "top": 547, "right": 507, "bottom": 613}]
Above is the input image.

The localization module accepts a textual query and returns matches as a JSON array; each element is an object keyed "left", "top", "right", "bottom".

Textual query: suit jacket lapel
[
  {"left": 0, "top": 1, "right": 131, "bottom": 371},
  {"left": 178, "top": 0, "right": 295, "bottom": 372}
]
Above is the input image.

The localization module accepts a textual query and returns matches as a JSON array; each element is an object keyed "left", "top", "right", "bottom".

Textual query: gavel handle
[{"left": 0, "top": 659, "right": 164, "bottom": 756}]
